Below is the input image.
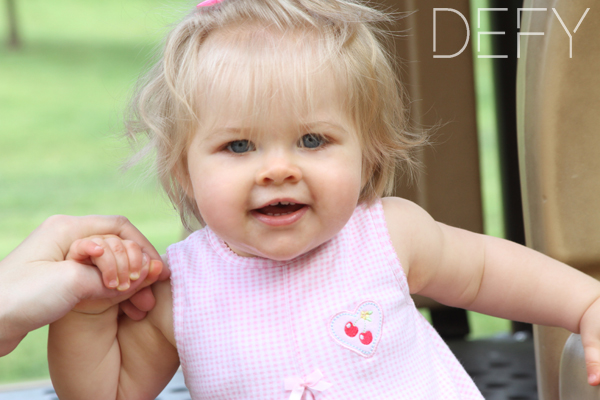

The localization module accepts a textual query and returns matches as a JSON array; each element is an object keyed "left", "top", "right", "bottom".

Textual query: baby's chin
[{"left": 227, "top": 240, "right": 321, "bottom": 261}]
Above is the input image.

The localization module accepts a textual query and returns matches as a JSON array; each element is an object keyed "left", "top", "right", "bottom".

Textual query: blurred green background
[
  {"left": 0, "top": 0, "right": 508, "bottom": 385},
  {"left": 0, "top": 0, "right": 185, "bottom": 384}
]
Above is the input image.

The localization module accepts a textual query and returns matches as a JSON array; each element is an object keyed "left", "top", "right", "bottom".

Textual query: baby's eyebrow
[
  {"left": 204, "top": 127, "right": 246, "bottom": 139},
  {"left": 203, "top": 121, "right": 350, "bottom": 139},
  {"left": 212, "top": 127, "right": 243, "bottom": 134},
  {"left": 194, "top": 127, "right": 247, "bottom": 146},
  {"left": 301, "top": 121, "right": 349, "bottom": 134}
]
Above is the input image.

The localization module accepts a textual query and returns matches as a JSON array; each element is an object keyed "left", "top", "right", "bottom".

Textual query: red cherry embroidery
[
  {"left": 344, "top": 322, "right": 358, "bottom": 337},
  {"left": 359, "top": 331, "right": 373, "bottom": 345}
]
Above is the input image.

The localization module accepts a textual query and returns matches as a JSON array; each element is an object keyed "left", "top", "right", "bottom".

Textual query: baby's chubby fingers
[
  {"left": 66, "top": 238, "right": 105, "bottom": 264},
  {"left": 124, "top": 240, "right": 145, "bottom": 282},
  {"left": 585, "top": 348, "right": 600, "bottom": 385},
  {"left": 66, "top": 238, "right": 119, "bottom": 288},
  {"left": 89, "top": 237, "right": 149, "bottom": 291},
  {"left": 88, "top": 238, "right": 120, "bottom": 289},
  {"left": 108, "top": 237, "right": 146, "bottom": 291},
  {"left": 579, "top": 297, "right": 600, "bottom": 385}
]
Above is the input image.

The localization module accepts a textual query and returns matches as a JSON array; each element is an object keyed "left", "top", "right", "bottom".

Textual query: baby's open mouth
[{"left": 254, "top": 202, "right": 306, "bottom": 216}]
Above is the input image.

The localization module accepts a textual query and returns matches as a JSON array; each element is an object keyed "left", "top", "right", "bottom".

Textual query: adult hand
[{"left": 0, "top": 215, "right": 170, "bottom": 357}]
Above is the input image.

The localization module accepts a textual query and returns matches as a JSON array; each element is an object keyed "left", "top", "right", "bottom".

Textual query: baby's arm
[
  {"left": 383, "top": 197, "right": 600, "bottom": 385},
  {"left": 48, "top": 237, "right": 179, "bottom": 400}
]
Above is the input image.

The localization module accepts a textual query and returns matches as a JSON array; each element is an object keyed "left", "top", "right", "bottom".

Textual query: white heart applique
[{"left": 329, "top": 301, "right": 384, "bottom": 358}]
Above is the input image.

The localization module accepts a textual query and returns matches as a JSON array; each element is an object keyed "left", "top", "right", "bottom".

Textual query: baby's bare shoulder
[
  {"left": 381, "top": 197, "right": 436, "bottom": 236},
  {"left": 381, "top": 196, "right": 422, "bottom": 218},
  {"left": 381, "top": 197, "right": 441, "bottom": 276},
  {"left": 381, "top": 197, "right": 417, "bottom": 273}
]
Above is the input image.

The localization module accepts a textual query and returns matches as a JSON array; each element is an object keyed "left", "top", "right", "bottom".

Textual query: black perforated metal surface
[{"left": 447, "top": 334, "right": 538, "bottom": 400}]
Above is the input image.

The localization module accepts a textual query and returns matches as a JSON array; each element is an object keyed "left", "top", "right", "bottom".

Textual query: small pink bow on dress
[
  {"left": 284, "top": 370, "right": 332, "bottom": 400},
  {"left": 197, "top": 0, "right": 224, "bottom": 7}
]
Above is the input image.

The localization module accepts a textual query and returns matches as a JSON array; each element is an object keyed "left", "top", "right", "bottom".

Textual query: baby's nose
[{"left": 255, "top": 157, "right": 302, "bottom": 186}]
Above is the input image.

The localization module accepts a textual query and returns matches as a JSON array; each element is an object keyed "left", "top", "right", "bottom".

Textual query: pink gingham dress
[{"left": 167, "top": 199, "right": 483, "bottom": 399}]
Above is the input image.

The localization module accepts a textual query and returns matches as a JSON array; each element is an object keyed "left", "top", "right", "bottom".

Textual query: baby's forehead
[
  {"left": 194, "top": 24, "right": 350, "bottom": 123},
  {"left": 202, "top": 25, "right": 341, "bottom": 83}
]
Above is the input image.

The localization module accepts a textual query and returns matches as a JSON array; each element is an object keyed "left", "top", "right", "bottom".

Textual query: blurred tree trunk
[{"left": 6, "top": 0, "right": 21, "bottom": 49}]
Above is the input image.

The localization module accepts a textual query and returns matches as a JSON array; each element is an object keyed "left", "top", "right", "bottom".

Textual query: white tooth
[
  {"left": 289, "top": 202, "right": 296, "bottom": 206},
  {"left": 267, "top": 213, "right": 274, "bottom": 216},
  {"left": 280, "top": 202, "right": 289, "bottom": 205},
  {"left": 274, "top": 213, "right": 281, "bottom": 216},
  {"left": 269, "top": 202, "right": 278, "bottom": 206}
]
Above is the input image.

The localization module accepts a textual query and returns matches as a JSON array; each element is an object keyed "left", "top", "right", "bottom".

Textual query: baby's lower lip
[{"left": 251, "top": 205, "right": 308, "bottom": 227}]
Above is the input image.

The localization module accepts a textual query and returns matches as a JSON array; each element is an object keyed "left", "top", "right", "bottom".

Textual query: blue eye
[
  {"left": 300, "top": 134, "right": 326, "bottom": 149},
  {"left": 227, "top": 140, "right": 255, "bottom": 153}
]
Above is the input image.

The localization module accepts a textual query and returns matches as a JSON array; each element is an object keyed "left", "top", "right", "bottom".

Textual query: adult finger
[
  {"left": 144, "top": 259, "right": 164, "bottom": 286},
  {"left": 99, "top": 216, "right": 162, "bottom": 262},
  {"left": 38, "top": 215, "right": 161, "bottom": 263},
  {"left": 120, "top": 300, "right": 147, "bottom": 321},
  {"left": 129, "top": 286, "right": 156, "bottom": 313}
]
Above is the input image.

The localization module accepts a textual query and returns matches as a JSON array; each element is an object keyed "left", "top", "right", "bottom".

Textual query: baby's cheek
[
  {"left": 196, "top": 188, "right": 245, "bottom": 231},
  {"left": 330, "top": 171, "right": 362, "bottom": 203}
]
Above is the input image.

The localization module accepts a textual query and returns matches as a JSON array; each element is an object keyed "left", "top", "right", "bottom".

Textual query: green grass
[
  {"left": 0, "top": 0, "right": 510, "bottom": 385},
  {"left": 0, "top": 0, "right": 185, "bottom": 384},
  {"left": 0, "top": 0, "right": 189, "bottom": 262}
]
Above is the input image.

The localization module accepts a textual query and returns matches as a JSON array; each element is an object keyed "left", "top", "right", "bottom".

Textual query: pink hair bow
[
  {"left": 284, "top": 370, "right": 332, "bottom": 400},
  {"left": 197, "top": 0, "right": 223, "bottom": 7}
]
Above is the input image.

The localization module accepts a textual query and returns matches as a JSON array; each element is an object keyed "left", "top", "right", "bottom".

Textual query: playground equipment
[
  {"left": 388, "top": 0, "right": 600, "bottom": 398},
  {"left": 518, "top": 0, "right": 600, "bottom": 398},
  {"left": 386, "top": 0, "right": 536, "bottom": 398}
]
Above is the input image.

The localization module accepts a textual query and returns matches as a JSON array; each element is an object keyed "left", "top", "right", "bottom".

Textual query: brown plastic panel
[
  {"left": 378, "top": 0, "right": 482, "bottom": 308},
  {"left": 517, "top": 1, "right": 600, "bottom": 399},
  {"left": 385, "top": 0, "right": 483, "bottom": 235}
]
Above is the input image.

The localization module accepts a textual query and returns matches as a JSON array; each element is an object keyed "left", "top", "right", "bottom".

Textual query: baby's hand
[
  {"left": 67, "top": 235, "right": 147, "bottom": 291},
  {"left": 66, "top": 235, "right": 161, "bottom": 314},
  {"left": 579, "top": 297, "right": 600, "bottom": 385}
]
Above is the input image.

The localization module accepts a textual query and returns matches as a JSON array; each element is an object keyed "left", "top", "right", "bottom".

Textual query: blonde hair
[{"left": 126, "top": 0, "right": 425, "bottom": 229}]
